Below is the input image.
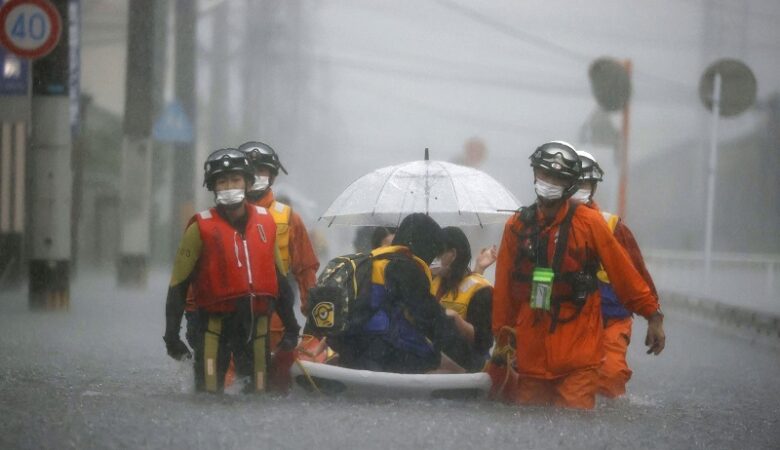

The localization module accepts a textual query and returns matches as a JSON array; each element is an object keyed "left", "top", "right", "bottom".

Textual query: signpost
[
  {"left": 587, "top": 57, "right": 633, "bottom": 218},
  {"left": 698, "top": 59, "right": 757, "bottom": 285},
  {"left": 0, "top": 0, "right": 71, "bottom": 309}
]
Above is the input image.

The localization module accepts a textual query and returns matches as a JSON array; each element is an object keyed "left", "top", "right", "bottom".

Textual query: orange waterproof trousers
[
  {"left": 597, "top": 317, "right": 633, "bottom": 398},
  {"left": 513, "top": 367, "right": 599, "bottom": 410}
]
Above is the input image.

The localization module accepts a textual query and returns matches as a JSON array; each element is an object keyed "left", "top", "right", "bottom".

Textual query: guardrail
[{"left": 643, "top": 249, "right": 780, "bottom": 316}]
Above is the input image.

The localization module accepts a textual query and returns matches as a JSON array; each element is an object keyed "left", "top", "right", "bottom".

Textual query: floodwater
[{"left": 1, "top": 270, "right": 778, "bottom": 449}]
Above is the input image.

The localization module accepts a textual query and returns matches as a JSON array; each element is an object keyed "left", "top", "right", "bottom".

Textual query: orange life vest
[{"left": 191, "top": 205, "right": 279, "bottom": 311}]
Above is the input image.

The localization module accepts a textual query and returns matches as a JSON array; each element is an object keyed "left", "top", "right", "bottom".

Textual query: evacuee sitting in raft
[
  {"left": 431, "top": 227, "right": 497, "bottom": 373},
  {"left": 318, "top": 213, "right": 471, "bottom": 374}
]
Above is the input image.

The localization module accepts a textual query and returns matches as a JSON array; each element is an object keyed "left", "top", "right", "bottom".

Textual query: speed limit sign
[{"left": 0, "top": 0, "right": 62, "bottom": 59}]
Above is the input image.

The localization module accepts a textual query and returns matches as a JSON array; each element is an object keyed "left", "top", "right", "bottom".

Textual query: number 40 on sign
[{"left": 0, "top": 0, "right": 62, "bottom": 59}]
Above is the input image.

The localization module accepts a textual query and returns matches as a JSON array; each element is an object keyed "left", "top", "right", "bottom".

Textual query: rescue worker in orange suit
[
  {"left": 163, "top": 148, "right": 300, "bottom": 393},
  {"left": 238, "top": 141, "right": 320, "bottom": 349},
  {"left": 492, "top": 141, "right": 665, "bottom": 409},
  {"left": 571, "top": 150, "right": 660, "bottom": 398},
  {"left": 431, "top": 227, "right": 496, "bottom": 372}
]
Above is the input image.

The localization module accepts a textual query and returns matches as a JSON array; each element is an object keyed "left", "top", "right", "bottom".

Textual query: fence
[{"left": 644, "top": 249, "right": 780, "bottom": 317}]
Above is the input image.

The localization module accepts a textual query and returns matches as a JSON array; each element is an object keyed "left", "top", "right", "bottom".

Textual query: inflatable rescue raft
[{"left": 291, "top": 360, "right": 492, "bottom": 399}]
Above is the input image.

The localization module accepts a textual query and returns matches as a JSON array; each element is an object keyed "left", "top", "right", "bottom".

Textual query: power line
[
  {"left": 339, "top": 77, "right": 560, "bottom": 136},
  {"left": 433, "top": 0, "right": 694, "bottom": 92},
  {"left": 676, "top": 0, "right": 780, "bottom": 23},
  {"left": 433, "top": 0, "right": 591, "bottom": 62},
  {"left": 313, "top": 53, "right": 587, "bottom": 97},
  {"left": 313, "top": 53, "right": 695, "bottom": 106}
]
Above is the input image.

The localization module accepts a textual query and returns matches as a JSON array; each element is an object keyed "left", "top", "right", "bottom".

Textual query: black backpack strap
[
  {"left": 549, "top": 203, "right": 580, "bottom": 333},
  {"left": 512, "top": 205, "right": 543, "bottom": 281},
  {"left": 552, "top": 203, "right": 578, "bottom": 273},
  {"left": 537, "top": 234, "right": 549, "bottom": 267}
]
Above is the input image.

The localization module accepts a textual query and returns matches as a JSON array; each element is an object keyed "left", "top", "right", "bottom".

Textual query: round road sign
[
  {"left": 0, "top": 0, "right": 62, "bottom": 59},
  {"left": 699, "top": 59, "right": 757, "bottom": 117},
  {"left": 588, "top": 57, "right": 632, "bottom": 112}
]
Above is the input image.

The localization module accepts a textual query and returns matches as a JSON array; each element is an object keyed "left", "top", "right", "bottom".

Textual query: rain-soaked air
[{"left": 0, "top": 1, "right": 778, "bottom": 449}]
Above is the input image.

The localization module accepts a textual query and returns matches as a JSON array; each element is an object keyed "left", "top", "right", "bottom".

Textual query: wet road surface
[{"left": 1, "top": 271, "right": 778, "bottom": 449}]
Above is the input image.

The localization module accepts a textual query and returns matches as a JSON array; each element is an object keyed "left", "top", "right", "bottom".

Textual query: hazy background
[
  {"left": 1, "top": 3, "right": 778, "bottom": 447},
  {"left": 76, "top": 0, "right": 779, "bottom": 267}
]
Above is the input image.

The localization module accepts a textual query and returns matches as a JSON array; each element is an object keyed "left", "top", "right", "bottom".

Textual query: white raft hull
[{"left": 291, "top": 360, "right": 492, "bottom": 399}]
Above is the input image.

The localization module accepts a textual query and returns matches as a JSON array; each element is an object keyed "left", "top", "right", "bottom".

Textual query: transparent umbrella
[{"left": 320, "top": 151, "right": 521, "bottom": 227}]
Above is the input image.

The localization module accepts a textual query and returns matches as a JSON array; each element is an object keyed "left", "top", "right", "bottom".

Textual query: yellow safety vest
[
  {"left": 370, "top": 245, "right": 432, "bottom": 286},
  {"left": 431, "top": 273, "right": 492, "bottom": 320},
  {"left": 596, "top": 211, "right": 620, "bottom": 284},
  {"left": 269, "top": 201, "right": 292, "bottom": 275}
]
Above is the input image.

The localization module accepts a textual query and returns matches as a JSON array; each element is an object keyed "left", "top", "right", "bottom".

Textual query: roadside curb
[{"left": 662, "top": 290, "right": 780, "bottom": 341}]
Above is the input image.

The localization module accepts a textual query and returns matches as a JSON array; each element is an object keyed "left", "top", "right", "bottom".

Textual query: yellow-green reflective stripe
[
  {"left": 254, "top": 316, "right": 269, "bottom": 392},
  {"left": 204, "top": 316, "right": 223, "bottom": 392}
]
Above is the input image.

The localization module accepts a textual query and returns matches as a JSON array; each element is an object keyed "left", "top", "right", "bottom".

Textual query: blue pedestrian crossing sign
[{"left": 153, "top": 100, "right": 194, "bottom": 143}]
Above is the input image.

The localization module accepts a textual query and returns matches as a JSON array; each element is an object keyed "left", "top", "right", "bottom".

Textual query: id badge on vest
[{"left": 530, "top": 267, "right": 554, "bottom": 311}]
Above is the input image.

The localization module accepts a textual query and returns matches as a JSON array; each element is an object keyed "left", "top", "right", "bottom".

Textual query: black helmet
[
  {"left": 576, "top": 150, "right": 604, "bottom": 183},
  {"left": 392, "top": 213, "right": 444, "bottom": 265},
  {"left": 203, "top": 148, "right": 254, "bottom": 191},
  {"left": 529, "top": 141, "right": 582, "bottom": 181},
  {"left": 238, "top": 141, "right": 288, "bottom": 176}
]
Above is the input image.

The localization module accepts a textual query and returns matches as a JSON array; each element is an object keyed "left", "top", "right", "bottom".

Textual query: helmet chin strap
[
  {"left": 246, "top": 189, "right": 267, "bottom": 202},
  {"left": 537, "top": 196, "right": 565, "bottom": 208}
]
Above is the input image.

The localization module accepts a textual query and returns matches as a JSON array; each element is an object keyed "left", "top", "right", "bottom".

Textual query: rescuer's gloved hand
[
  {"left": 645, "top": 309, "right": 666, "bottom": 355},
  {"left": 277, "top": 332, "right": 299, "bottom": 352},
  {"left": 163, "top": 335, "right": 192, "bottom": 361}
]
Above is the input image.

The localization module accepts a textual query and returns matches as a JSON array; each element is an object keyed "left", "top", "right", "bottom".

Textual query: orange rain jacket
[
  {"left": 254, "top": 190, "right": 320, "bottom": 313},
  {"left": 493, "top": 201, "right": 660, "bottom": 379}
]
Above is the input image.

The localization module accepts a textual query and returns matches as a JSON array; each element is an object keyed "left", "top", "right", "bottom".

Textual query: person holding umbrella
[{"left": 491, "top": 141, "right": 665, "bottom": 409}]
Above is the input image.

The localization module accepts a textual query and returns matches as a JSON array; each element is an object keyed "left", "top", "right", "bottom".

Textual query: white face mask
[
  {"left": 534, "top": 178, "right": 564, "bottom": 200},
  {"left": 571, "top": 188, "right": 592, "bottom": 204},
  {"left": 250, "top": 175, "right": 270, "bottom": 193},
  {"left": 215, "top": 188, "right": 245, "bottom": 206},
  {"left": 429, "top": 257, "right": 442, "bottom": 270}
]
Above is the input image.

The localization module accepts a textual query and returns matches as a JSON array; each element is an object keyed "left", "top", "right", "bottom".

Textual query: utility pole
[
  {"left": 207, "top": 2, "right": 228, "bottom": 151},
  {"left": 171, "top": 0, "right": 196, "bottom": 246},
  {"left": 117, "top": 0, "right": 161, "bottom": 286},
  {"left": 241, "top": 0, "right": 260, "bottom": 137},
  {"left": 0, "top": 56, "right": 28, "bottom": 288},
  {"left": 28, "top": 0, "right": 73, "bottom": 309},
  {"left": 616, "top": 60, "right": 632, "bottom": 219}
]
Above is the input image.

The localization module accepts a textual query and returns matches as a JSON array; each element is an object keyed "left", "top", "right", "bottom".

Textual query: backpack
[{"left": 307, "top": 253, "right": 376, "bottom": 337}]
